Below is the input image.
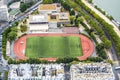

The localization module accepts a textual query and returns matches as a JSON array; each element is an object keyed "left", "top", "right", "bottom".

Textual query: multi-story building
[
  {"left": 0, "top": 0, "right": 3, "bottom": 5},
  {"left": 0, "top": 0, "right": 14, "bottom": 5},
  {"left": 8, "top": 64, "right": 65, "bottom": 80},
  {"left": 0, "top": 5, "right": 9, "bottom": 21},
  {"left": 70, "top": 62, "right": 115, "bottom": 80}
]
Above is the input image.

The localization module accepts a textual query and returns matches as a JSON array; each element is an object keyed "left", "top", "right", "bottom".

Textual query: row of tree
[
  {"left": 2, "top": 22, "right": 18, "bottom": 60},
  {"left": 4, "top": 71, "right": 8, "bottom": 80},
  {"left": 20, "top": 1, "right": 35, "bottom": 12},
  {"left": 84, "top": 15, "right": 112, "bottom": 49},
  {"left": 74, "top": 0, "right": 120, "bottom": 56},
  {"left": 8, "top": 56, "right": 103, "bottom": 64}
]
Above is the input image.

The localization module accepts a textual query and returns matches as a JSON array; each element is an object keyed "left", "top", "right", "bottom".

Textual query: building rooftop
[
  {"left": 8, "top": 64, "right": 65, "bottom": 80},
  {"left": 48, "top": 12, "right": 70, "bottom": 22},
  {"left": 0, "top": 5, "right": 7, "bottom": 8},
  {"left": 29, "top": 15, "right": 48, "bottom": 23},
  {"left": 9, "top": 2, "right": 20, "bottom": 9},
  {"left": 39, "top": 4, "right": 57, "bottom": 11},
  {"left": 70, "top": 62, "right": 115, "bottom": 80}
]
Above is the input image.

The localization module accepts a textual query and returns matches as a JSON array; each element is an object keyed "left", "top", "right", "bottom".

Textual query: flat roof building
[
  {"left": 39, "top": 4, "right": 61, "bottom": 14},
  {"left": 9, "top": 2, "right": 20, "bottom": 9},
  {"left": 70, "top": 62, "right": 115, "bottom": 80},
  {"left": 8, "top": 64, "right": 65, "bottom": 80},
  {"left": 28, "top": 15, "right": 49, "bottom": 33},
  {"left": 0, "top": 0, "right": 14, "bottom": 5},
  {"left": 48, "top": 12, "right": 70, "bottom": 23},
  {"left": 0, "top": 5, "right": 9, "bottom": 21}
]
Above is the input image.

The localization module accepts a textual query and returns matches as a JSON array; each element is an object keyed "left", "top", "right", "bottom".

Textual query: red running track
[{"left": 14, "top": 34, "right": 94, "bottom": 61}]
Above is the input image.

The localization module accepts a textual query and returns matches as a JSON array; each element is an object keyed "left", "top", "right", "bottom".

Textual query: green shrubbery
[
  {"left": 8, "top": 56, "right": 104, "bottom": 64},
  {"left": 20, "top": 1, "right": 35, "bottom": 12},
  {"left": 4, "top": 71, "right": 8, "bottom": 80},
  {"left": 2, "top": 23, "right": 18, "bottom": 60},
  {"left": 2, "top": 27, "right": 11, "bottom": 60},
  {"left": 20, "top": 24, "right": 27, "bottom": 32}
]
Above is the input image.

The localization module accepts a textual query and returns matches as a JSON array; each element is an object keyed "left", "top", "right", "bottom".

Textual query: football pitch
[{"left": 25, "top": 36, "right": 82, "bottom": 58}]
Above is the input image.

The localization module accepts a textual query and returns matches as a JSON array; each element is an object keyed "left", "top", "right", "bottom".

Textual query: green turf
[{"left": 25, "top": 36, "right": 82, "bottom": 58}]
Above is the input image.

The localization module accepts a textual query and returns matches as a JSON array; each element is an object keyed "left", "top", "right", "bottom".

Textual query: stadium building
[{"left": 70, "top": 62, "right": 115, "bottom": 80}]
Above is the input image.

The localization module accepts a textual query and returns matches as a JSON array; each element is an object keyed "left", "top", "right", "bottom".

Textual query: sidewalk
[{"left": 82, "top": 0, "right": 120, "bottom": 38}]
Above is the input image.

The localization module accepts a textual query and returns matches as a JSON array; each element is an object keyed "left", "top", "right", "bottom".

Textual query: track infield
[
  {"left": 26, "top": 36, "right": 82, "bottom": 58},
  {"left": 14, "top": 34, "right": 94, "bottom": 61}
]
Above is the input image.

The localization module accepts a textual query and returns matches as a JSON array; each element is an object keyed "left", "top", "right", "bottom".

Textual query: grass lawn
[{"left": 25, "top": 36, "right": 82, "bottom": 58}]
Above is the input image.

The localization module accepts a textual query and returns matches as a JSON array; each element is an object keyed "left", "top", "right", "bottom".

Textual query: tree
[
  {"left": 4, "top": 71, "right": 8, "bottom": 80},
  {"left": 75, "top": 17, "right": 83, "bottom": 26},
  {"left": 14, "top": 21, "right": 19, "bottom": 26},
  {"left": 27, "top": 1, "right": 34, "bottom": 7},
  {"left": 70, "top": 16, "right": 75, "bottom": 24},
  {"left": 88, "top": 0, "right": 92, "bottom": 3},
  {"left": 104, "top": 39, "right": 111, "bottom": 49},
  {"left": 70, "top": 10, "right": 75, "bottom": 15},
  {"left": 20, "top": 3, "right": 27, "bottom": 12},
  {"left": 56, "top": 57, "right": 79, "bottom": 63},
  {"left": 11, "top": 27, "right": 18, "bottom": 32},
  {"left": 77, "top": 17, "right": 83, "bottom": 23},
  {"left": 8, "top": 31, "right": 17, "bottom": 41},
  {"left": 61, "top": 2, "right": 71, "bottom": 11},
  {"left": 96, "top": 43, "right": 104, "bottom": 51},
  {"left": 87, "top": 57, "right": 103, "bottom": 62},
  {"left": 20, "top": 24, "right": 27, "bottom": 32},
  {"left": 53, "top": 0, "right": 60, "bottom": 3},
  {"left": 43, "top": 0, "right": 53, "bottom": 4},
  {"left": 106, "top": 59, "right": 113, "bottom": 65}
]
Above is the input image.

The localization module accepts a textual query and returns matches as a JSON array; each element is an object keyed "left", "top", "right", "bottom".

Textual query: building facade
[
  {"left": 70, "top": 62, "right": 115, "bottom": 80},
  {"left": 8, "top": 64, "right": 65, "bottom": 80}
]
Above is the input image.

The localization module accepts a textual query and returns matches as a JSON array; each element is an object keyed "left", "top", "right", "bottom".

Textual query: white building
[
  {"left": 28, "top": 15, "right": 49, "bottom": 33},
  {"left": 8, "top": 64, "right": 65, "bottom": 80},
  {"left": 70, "top": 62, "right": 115, "bottom": 80},
  {"left": 9, "top": 2, "right": 20, "bottom": 9},
  {"left": 0, "top": 0, "right": 3, "bottom": 5},
  {"left": 0, "top": 5, "right": 9, "bottom": 21},
  {"left": 0, "top": 0, "right": 14, "bottom": 5}
]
